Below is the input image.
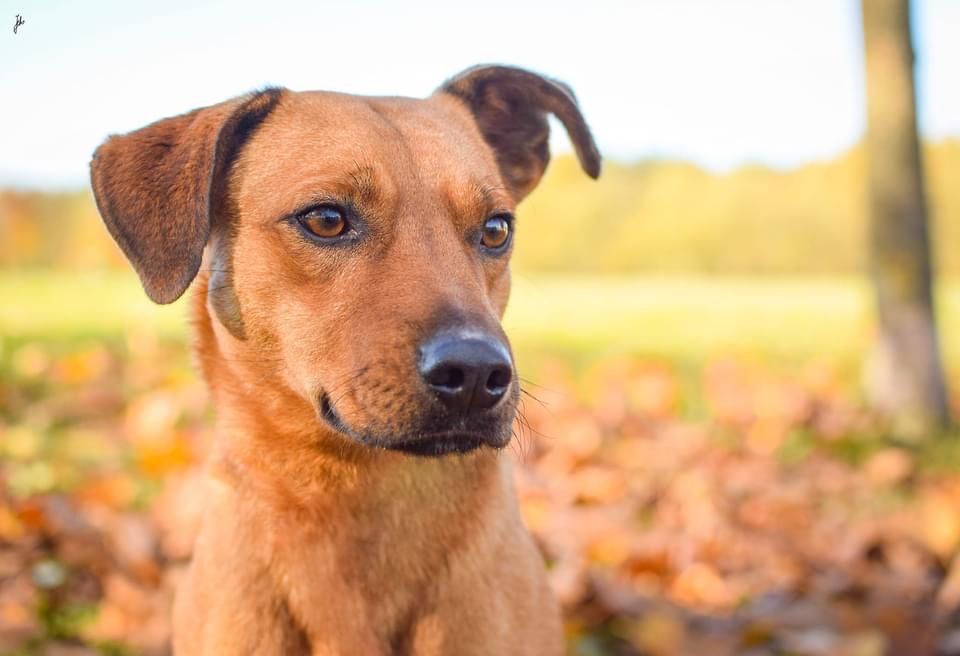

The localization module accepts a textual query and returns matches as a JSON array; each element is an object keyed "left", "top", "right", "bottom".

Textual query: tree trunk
[{"left": 861, "top": 0, "right": 950, "bottom": 437}]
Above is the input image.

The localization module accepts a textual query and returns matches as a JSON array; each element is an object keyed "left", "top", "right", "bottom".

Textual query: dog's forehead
[{"left": 238, "top": 90, "right": 499, "bottom": 189}]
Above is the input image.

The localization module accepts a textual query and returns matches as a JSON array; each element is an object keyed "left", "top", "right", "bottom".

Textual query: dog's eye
[
  {"left": 298, "top": 205, "right": 348, "bottom": 239},
  {"left": 480, "top": 215, "right": 512, "bottom": 250}
]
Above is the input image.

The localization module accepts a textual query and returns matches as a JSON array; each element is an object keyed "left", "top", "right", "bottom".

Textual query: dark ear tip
[
  {"left": 143, "top": 280, "right": 185, "bottom": 305},
  {"left": 585, "top": 155, "right": 602, "bottom": 179},
  {"left": 140, "top": 255, "right": 202, "bottom": 305},
  {"left": 577, "top": 142, "right": 602, "bottom": 179}
]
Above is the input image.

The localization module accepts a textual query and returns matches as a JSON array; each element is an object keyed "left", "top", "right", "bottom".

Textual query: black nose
[{"left": 419, "top": 333, "right": 513, "bottom": 413}]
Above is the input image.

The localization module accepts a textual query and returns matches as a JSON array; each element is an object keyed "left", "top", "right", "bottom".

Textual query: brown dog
[{"left": 90, "top": 65, "right": 599, "bottom": 655}]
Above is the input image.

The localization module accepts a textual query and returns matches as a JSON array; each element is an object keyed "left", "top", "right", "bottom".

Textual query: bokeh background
[{"left": 3, "top": 1, "right": 960, "bottom": 654}]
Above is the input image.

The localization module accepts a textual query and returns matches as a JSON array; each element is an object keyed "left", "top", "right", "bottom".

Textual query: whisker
[
  {"left": 516, "top": 392, "right": 554, "bottom": 444},
  {"left": 518, "top": 376, "right": 551, "bottom": 391},
  {"left": 519, "top": 387, "right": 548, "bottom": 408}
]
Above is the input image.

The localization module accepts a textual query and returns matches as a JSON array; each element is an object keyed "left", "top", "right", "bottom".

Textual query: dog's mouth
[
  {"left": 318, "top": 393, "right": 506, "bottom": 457},
  {"left": 381, "top": 434, "right": 487, "bottom": 457}
]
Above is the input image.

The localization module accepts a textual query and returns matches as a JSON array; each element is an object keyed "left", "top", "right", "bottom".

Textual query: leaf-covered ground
[
  {"left": 3, "top": 333, "right": 960, "bottom": 656},
  {"left": 4, "top": 272, "right": 960, "bottom": 656}
]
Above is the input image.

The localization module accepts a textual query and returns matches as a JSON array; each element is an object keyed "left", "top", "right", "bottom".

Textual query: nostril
[
  {"left": 427, "top": 364, "right": 465, "bottom": 391},
  {"left": 486, "top": 366, "right": 512, "bottom": 394}
]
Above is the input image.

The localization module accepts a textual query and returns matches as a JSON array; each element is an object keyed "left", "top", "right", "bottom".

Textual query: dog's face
[
  {"left": 91, "top": 66, "right": 599, "bottom": 457},
  {"left": 223, "top": 92, "right": 523, "bottom": 455}
]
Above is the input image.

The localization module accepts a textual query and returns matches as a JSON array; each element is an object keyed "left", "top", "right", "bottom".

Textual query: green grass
[
  {"left": 507, "top": 274, "right": 960, "bottom": 377},
  {"left": 3, "top": 270, "right": 960, "bottom": 374},
  {"left": 507, "top": 275, "right": 872, "bottom": 364},
  {"left": 0, "top": 270, "right": 188, "bottom": 341}
]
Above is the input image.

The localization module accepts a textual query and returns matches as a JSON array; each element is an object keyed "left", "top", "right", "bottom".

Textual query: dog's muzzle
[{"left": 318, "top": 332, "right": 516, "bottom": 457}]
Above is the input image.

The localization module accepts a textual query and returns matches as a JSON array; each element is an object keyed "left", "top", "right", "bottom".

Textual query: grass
[
  {"left": 507, "top": 275, "right": 874, "bottom": 365},
  {"left": 2, "top": 270, "right": 960, "bottom": 375},
  {"left": 0, "top": 270, "right": 188, "bottom": 341}
]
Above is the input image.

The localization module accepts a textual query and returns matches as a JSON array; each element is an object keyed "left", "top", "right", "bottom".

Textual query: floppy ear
[
  {"left": 90, "top": 88, "right": 285, "bottom": 304},
  {"left": 438, "top": 65, "right": 601, "bottom": 201}
]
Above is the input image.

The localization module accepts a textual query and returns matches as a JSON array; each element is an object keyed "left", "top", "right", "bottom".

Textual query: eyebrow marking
[
  {"left": 476, "top": 181, "right": 511, "bottom": 210},
  {"left": 440, "top": 178, "right": 514, "bottom": 225},
  {"left": 347, "top": 161, "right": 381, "bottom": 206}
]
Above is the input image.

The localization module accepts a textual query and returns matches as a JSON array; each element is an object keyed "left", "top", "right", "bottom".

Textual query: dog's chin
[{"left": 318, "top": 393, "right": 511, "bottom": 458}]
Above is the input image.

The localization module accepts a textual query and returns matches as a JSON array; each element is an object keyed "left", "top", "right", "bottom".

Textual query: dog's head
[{"left": 91, "top": 65, "right": 599, "bottom": 457}]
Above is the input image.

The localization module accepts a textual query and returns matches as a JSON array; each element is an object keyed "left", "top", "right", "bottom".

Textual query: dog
[{"left": 90, "top": 65, "right": 600, "bottom": 655}]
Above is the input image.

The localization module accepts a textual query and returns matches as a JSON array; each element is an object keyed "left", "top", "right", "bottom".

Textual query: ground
[{"left": 2, "top": 272, "right": 960, "bottom": 656}]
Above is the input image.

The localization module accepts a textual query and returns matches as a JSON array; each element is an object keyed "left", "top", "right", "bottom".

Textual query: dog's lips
[
  {"left": 385, "top": 434, "right": 488, "bottom": 457},
  {"left": 319, "top": 392, "right": 351, "bottom": 434},
  {"left": 318, "top": 392, "right": 509, "bottom": 458}
]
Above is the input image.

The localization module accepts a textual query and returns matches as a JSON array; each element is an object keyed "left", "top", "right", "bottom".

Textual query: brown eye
[
  {"left": 481, "top": 215, "right": 512, "bottom": 250},
  {"left": 298, "top": 205, "right": 348, "bottom": 239}
]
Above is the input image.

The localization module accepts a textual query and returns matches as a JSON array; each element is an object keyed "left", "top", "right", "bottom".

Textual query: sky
[{"left": 1, "top": 0, "right": 958, "bottom": 188}]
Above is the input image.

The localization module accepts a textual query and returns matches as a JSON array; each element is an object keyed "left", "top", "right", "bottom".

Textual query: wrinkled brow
[
  {"left": 346, "top": 163, "right": 381, "bottom": 206},
  {"left": 445, "top": 179, "right": 513, "bottom": 221},
  {"left": 476, "top": 181, "right": 513, "bottom": 212}
]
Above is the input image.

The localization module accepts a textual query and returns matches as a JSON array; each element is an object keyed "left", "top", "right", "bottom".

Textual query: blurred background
[{"left": 2, "top": 0, "right": 960, "bottom": 654}]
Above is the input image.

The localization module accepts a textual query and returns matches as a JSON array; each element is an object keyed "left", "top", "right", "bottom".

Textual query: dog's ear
[
  {"left": 438, "top": 65, "right": 601, "bottom": 201},
  {"left": 90, "top": 88, "right": 284, "bottom": 304}
]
